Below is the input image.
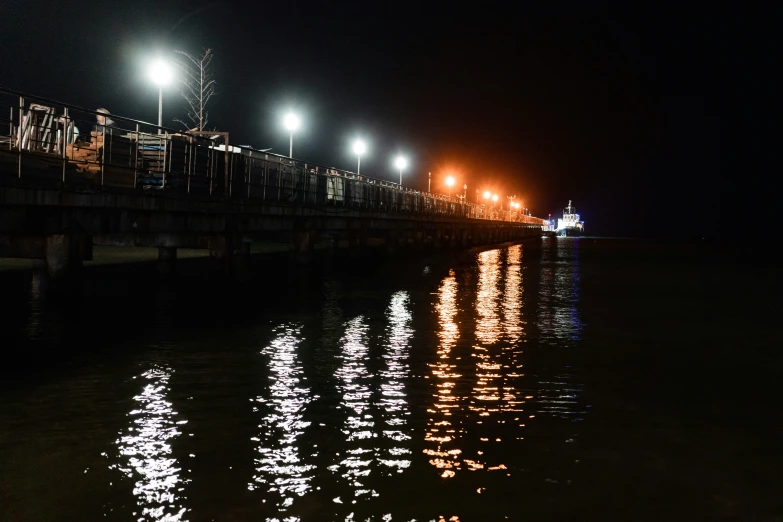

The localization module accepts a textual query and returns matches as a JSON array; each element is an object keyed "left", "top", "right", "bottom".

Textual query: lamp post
[
  {"left": 428, "top": 172, "right": 431, "bottom": 193},
  {"left": 148, "top": 59, "right": 173, "bottom": 133},
  {"left": 394, "top": 155, "right": 407, "bottom": 187},
  {"left": 445, "top": 176, "right": 455, "bottom": 197},
  {"left": 463, "top": 183, "right": 467, "bottom": 199},
  {"left": 283, "top": 112, "right": 300, "bottom": 158},
  {"left": 353, "top": 139, "right": 366, "bottom": 175}
]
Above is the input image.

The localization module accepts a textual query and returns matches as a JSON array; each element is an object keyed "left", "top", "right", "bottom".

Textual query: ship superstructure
[{"left": 556, "top": 200, "right": 584, "bottom": 236}]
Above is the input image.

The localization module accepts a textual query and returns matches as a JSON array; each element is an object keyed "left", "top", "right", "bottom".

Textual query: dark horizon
[{"left": 2, "top": 1, "right": 727, "bottom": 239}]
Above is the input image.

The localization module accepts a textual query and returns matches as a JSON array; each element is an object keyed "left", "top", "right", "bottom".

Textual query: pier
[{"left": 0, "top": 89, "right": 547, "bottom": 278}]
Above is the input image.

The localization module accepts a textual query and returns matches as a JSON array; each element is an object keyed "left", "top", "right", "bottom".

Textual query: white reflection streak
[
  {"left": 537, "top": 241, "right": 586, "bottom": 419},
  {"left": 111, "top": 366, "right": 188, "bottom": 522},
  {"left": 378, "top": 291, "right": 413, "bottom": 474},
  {"left": 250, "top": 324, "right": 314, "bottom": 512},
  {"left": 329, "top": 315, "right": 374, "bottom": 496},
  {"left": 537, "top": 372, "right": 585, "bottom": 419},
  {"left": 539, "top": 241, "right": 583, "bottom": 343}
]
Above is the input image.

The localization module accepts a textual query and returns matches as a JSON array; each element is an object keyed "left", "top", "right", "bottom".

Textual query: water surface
[{"left": 1, "top": 238, "right": 780, "bottom": 521}]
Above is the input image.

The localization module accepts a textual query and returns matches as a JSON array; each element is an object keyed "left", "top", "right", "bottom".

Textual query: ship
[{"left": 556, "top": 200, "right": 584, "bottom": 237}]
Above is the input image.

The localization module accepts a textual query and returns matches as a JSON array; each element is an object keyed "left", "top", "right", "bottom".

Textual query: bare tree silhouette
[{"left": 172, "top": 48, "right": 217, "bottom": 131}]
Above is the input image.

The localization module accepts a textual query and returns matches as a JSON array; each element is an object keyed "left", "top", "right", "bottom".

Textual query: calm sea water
[{"left": 0, "top": 238, "right": 780, "bottom": 521}]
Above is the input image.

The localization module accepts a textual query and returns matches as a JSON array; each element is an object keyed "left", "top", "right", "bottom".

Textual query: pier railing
[{"left": 0, "top": 88, "right": 547, "bottom": 225}]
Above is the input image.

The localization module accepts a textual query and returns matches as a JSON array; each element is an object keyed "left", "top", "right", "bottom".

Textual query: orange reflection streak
[
  {"left": 468, "top": 247, "right": 526, "bottom": 473},
  {"left": 424, "top": 270, "right": 463, "bottom": 477},
  {"left": 109, "top": 365, "right": 189, "bottom": 522},
  {"left": 475, "top": 250, "right": 502, "bottom": 345},
  {"left": 378, "top": 291, "right": 414, "bottom": 474},
  {"left": 502, "top": 244, "right": 526, "bottom": 409},
  {"left": 503, "top": 244, "right": 525, "bottom": 344},
  {"left": 249, "top": 324, "right": 315, "bottom": 512}
]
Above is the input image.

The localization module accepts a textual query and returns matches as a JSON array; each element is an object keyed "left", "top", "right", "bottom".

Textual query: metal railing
[{"left": 0, "top": 87, "right": 548, "bottom": 225}]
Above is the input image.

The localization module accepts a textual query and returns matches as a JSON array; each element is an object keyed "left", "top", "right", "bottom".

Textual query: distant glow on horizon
[
  {"left": 445, "top": 176, "right": 455, "bottom": 187},
  {"left": 394, "top": 156, "right": 407, "bottom": 170},
  {"left": 148, "top": 60, "right": 173, "bottom": 86},
  {"left": 483, "top": 191, "right": 491, "bottom": 199},
  {"left": 353, "top": 139, "right": 366, "bottom": 156},
  {"left": 283, "top": 113, "right": 300, "bottom": 131}
]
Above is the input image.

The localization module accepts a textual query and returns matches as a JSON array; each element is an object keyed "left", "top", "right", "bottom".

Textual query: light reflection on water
[
  {"left": 539, "top": 239, "right": 584, "bottom": 343},
  {"left": 329, "top": 314, "right": 376, "bottom": 498},
  {"left": 502, "top": 244, "right": 525, "bottom": 343},
  {"left": 109, "top": 364, "right": 189, "bottom": 522},
  {"left": 250, "top": 324, "right": 316, "bottom": 514},
  {"left": 424, "top": 270, "right": 463, "bottom": 477},
  {"left": 465, "top": 247, "right": 525, "bottom": 474},
  {"left": 475, "top": 249, "right": 502, "bottom": 346},
  {"left": 4, "top": 240, "right": 591, "bottom": 521},
  {"left": 537, "top": 239, "right": 586, "bottom": 421},
  {"left": 377, "top": 291, "right": 414, "bottom": 473}
]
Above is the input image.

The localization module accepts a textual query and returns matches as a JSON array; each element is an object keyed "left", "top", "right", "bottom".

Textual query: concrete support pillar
[
  {"left": 291, "top": 229, "right": 314, "bottom": 254},
  {"left": 385, "top": 228, "right": 400, "bottom": 253},
  {"left": 348, "top": 220, "right": 368, "bottom": 249},
  {"left": 433, "top": 229, "right": 444, "bottom": 248},
  {"left": 447, "top": 229, "right": 455, "bottom": 248},
  {"left": 45, "top": 234, "right": 84, "bottom": 280},
  {"left": 231, "top": 239, "right": 252, "bottom": 276},
  {"left": 348, "top": 229, "right": 366, "bottom": 249},
  {"left": 156, "top": 246, "right": 177, "bottom": 276},
  {"left": 413, "top": 229, "right": 425, "bottom": 249},
  {"left": 209, "top": 235, "right": 234, "bottom": 273}
]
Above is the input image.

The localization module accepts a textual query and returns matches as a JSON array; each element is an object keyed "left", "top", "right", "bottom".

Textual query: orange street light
[{"left": 445, "top": 176, "right": 455, "bottom": 197}]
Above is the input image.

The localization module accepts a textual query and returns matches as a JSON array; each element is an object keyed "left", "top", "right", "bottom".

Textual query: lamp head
[
  {"left": 284, "top": 113, "right": 300, "bottom": 132},
  {"left": 353, "top": 139, "right": 366, "bottom": 156},
  {"left": 149, "top": 59, "right": 173, "bottom": 86}
]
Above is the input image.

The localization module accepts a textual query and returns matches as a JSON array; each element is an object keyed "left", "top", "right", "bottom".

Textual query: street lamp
[
  {"left": 492, "top": 194, "right": 499, "bottom": 204},
  {"left": 394, "top": 155, "right": 407, "bottom": 187},
  {"left": 283, "top": 112, "right": 300, "bottom": 158},
  {"left": 483, "top": 190, "right": 491, "bottom": 200},
  {"left": 148, "top": 59, "right": 173, "bottom": 133},
  {"left": 353, "top": 139, "right": 366, "bottom": 175},
  {"left": 445, "top": 176, "right": 455, "bottom": 197},
  {"left": 463, "top": 183, "right": 467, "bottom": 199}
]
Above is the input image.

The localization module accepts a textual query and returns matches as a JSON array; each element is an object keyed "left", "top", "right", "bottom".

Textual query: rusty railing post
[
  {"left": 162, "top": 131, "right": 168, "bottom": 191},
  {"left": 62, "top": 107, "right": 68, "bottom": 183},
  {"left": 134, "top": 124, "right": 139, "bottom": 189},
  {"left": 17, "top": 96, "right": 23, "bottom": 178}
]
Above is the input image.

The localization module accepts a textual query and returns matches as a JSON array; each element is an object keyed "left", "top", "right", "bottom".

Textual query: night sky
[{"left": 2, "top": 1, "right": 728, "bottom": 239}]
